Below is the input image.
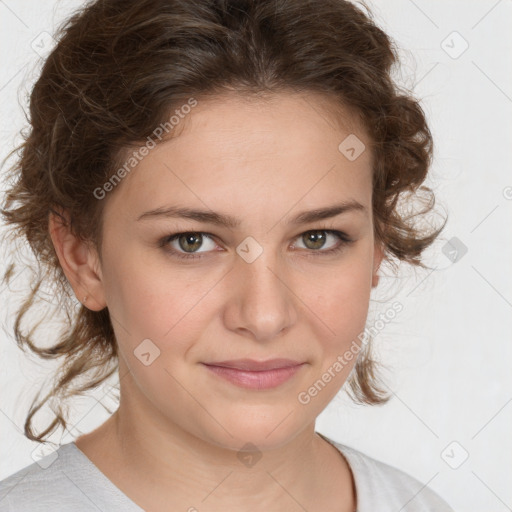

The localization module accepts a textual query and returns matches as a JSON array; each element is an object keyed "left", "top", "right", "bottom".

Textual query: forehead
[
  {"left": 168, "top": 90, "right": 369, "bottom": 155},
  {"left": 104, "top": 91, "right": 373, "bottom": 221}
]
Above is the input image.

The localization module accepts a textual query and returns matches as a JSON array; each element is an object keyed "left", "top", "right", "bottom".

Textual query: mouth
[{"left": 201, "top": 359, "right": 306, "bottom": 390}]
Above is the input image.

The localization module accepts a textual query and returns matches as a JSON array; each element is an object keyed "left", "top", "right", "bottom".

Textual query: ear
[
  {"left": 48, "top": 208, "right": 106, "bottom": 310},
  {"left": 371, "top": 241, "right": 384, "bottom": 288}
]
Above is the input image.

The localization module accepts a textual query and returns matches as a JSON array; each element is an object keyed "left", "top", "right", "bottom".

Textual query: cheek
[
  {"left": 103, "top": 253, "right": 219, "bottom": 357},
  {"left": 307, "top": 254, "right": 373, "bottom": 380},
  {"left": 315, "top": 254, "right": 373, "bottom": 327}
]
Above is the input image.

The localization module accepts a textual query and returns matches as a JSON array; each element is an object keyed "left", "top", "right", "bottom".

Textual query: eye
[
  {"left": 159, "top": 229, "right": 354, "bottom": 261},
  {"left": 161, "top": 232, "right": 218, "bottom": 260},
  {"left": 292, "top": 229, "right": 353, "bottom": 255}
]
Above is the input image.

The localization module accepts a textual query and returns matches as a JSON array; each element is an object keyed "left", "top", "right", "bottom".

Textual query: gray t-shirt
[{"left": 0, "top": 433, "right": 455, "bottom": 511}]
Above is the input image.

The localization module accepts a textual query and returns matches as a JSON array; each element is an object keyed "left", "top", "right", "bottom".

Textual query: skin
[{"left": 49, "top": 91, "right": 384, "bottom": 512}]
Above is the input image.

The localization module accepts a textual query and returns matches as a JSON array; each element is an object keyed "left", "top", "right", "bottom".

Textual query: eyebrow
[{"left": 136, "top": 200, "right": 367, "bottom": 228}]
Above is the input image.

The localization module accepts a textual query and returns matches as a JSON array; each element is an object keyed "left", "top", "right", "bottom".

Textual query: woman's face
[{"left": 96, "top": 92, "right": 382, "bottom": 450}]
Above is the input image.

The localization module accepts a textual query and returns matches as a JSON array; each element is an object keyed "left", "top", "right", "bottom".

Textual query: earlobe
[{"left": 48, "top": 209, "right": 106, "bottom": 311}]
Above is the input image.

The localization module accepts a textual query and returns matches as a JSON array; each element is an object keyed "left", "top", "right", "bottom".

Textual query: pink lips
[{"left": 202, "top": 358, "right": 305, "bottom": 389}]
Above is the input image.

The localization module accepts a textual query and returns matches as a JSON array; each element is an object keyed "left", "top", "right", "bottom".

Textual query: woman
[{"left": 0, "top": 0, "right": 453, "bottom": 510}]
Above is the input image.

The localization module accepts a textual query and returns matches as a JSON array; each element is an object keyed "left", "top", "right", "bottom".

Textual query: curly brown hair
[{"left": 1, "top": 0, "right": 446, "bottom": 443}]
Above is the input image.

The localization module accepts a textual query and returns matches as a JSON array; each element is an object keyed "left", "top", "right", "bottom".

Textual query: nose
[{"left": 223, "top": 248, "right": 298, "bottom": 342}]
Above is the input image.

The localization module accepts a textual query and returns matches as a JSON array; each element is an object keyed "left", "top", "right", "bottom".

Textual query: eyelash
[{"left": 158, "top": 230, "right": 355, "bottom": 261}]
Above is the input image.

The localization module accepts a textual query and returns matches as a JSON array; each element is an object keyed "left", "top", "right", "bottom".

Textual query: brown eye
[
  {"left": 177, "top": 232, "right": 203, "bottom": 252},
  {"left": 302, "top": 230, "right": 328, "bottom": 250},
  {"left": 162, "top": 232, "right": 217, "bottom": 257},
  {"left": 293, "top": 229, "right": 354, "bottom": 256}
]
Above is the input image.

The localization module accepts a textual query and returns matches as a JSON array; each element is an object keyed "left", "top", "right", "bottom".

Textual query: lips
[
  {"left": 203, "top": 358, "right": 303, "bottom": 371},
  {"left": 202, "top": 360, "right": 306, "bottom": 390}
]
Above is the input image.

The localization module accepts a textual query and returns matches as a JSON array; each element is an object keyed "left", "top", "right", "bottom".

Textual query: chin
[{"left": 196, "top": 408, "right": 308, "bottom": 454}]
